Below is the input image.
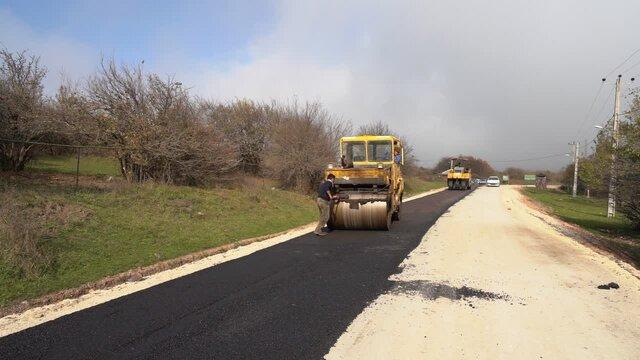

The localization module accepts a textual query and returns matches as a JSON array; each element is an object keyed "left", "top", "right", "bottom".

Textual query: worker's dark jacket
[{"left": 317, "top": 180, "right": 334, "bottom": 201}]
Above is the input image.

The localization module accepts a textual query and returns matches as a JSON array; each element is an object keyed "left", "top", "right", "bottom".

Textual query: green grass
[
  {"left": 522, "top": 188, "right": 640, "bottom": 266},
  {"left": 27, "top": 155, "right": 120, "bottom": 177},
  {"left": 404, "top": 177, "right": 444, "bottom": 196},
  {"left": 0, "top": 178, "right": 316, "bottom": 307}
]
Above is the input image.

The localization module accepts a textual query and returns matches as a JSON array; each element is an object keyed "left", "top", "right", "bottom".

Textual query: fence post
[{"left": 75, "top": 149, "right": 80, "bottom": 190}]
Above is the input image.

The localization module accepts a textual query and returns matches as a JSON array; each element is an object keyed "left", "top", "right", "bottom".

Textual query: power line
[
  {"left": 622, "top": 108, "right": 640, "bottom": 116},
  {"left": 590, "top": 84, "right": 616, "bottom": 129},
  {"left": 604, "top": 47, "right": 640, "bottom": 78},
  {"left": 492, "top": 153, "right": 568, "bottom": 163},
  {"left": 583, "top": 116, "right": 613, "bottom": 157},
  {"left": 576, "top": 80, "right": 606, "bottom": 139},
  {"left": 576, "top": 48, "right": 640, "bottom": 146},
  {"left": 621, "top": 58, "right": 640, "bottom": 74}
]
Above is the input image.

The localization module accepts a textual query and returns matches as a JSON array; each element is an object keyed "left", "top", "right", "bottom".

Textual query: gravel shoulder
[{"left": 326, "top": 186, "right": 640, "bottom": 360}]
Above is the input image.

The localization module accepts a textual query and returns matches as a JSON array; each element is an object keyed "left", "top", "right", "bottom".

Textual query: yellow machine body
[
  {"left": 324, "top": 135, "right": 404, "bottom": 230},
  {"left": 446, "top": 160, "right": 472, "bottom": 190}
]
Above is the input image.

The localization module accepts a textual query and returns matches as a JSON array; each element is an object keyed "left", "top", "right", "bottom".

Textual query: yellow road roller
[
  {"left": 446, "top": 158, "right": 471, "bottom": 190},
  {"left": 325, "top": 135, "right": 404, "bottom": 230}
]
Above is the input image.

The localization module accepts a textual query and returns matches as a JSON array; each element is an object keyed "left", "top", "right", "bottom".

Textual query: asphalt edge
[
  {"left": 0, "top": 187, "right": 447, "bottom": 336},
  {"left": 324, "top": 186, "right": 476, "bottom": 358}
]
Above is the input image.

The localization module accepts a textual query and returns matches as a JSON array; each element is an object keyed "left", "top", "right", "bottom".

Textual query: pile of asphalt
[
  {"left": 393, "top": 280, "right": 509, "bottom": 301},
  {"left": 597, "top": 282, "right": 620, "bottom": 290}
]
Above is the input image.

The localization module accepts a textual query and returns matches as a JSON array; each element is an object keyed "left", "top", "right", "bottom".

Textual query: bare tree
[
  {"left": 48, "top": 80, "right": 96, "bottom": 148},
  {"left": 357, "top": 120, "right": 417, "bottom": 170},
  {"left": 614, "top": 93, "right": 640, "bottom": 228},
  {"left": 264, "top": 101, "right": 349, "bottom": 191},
  {"left": 0, "top": 49, "right": 49, "bottom": 171},
  {"left": 87, "top": 58, "right": 237, "bottom": 184},
  {"left": 357, "top": 120, "right": 392, "bottom": 136},
  {"left": 201, "top": 99, "right": 269, "bottom": 174}
]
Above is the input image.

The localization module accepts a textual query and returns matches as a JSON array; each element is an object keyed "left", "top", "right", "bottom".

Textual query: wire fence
[{"left": 0, "top": 138, "right": 123, "bottom": 190}]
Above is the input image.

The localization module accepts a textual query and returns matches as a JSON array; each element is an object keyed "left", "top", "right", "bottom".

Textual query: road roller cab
[{"left": 325, "top": 135, "right": 404, "bottom": 230}]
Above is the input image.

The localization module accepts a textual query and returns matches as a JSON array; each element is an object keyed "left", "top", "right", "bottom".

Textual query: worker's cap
[{"left": 327, "top": 174, "right": 336, "bottom": 179}]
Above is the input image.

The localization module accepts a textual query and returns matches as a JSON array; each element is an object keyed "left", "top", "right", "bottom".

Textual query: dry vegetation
[
  {"left": 0, "top": 188, "right": 90, "bottom": 278},
  {"left": 1, "top": 49, "right": 355, "bottom": 188},
  {"left": 0, "top": 50, "right": 51, "bottom": 171}
]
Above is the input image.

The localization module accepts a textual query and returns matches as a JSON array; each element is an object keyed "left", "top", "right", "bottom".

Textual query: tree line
[
  {"left": 2, "top": 49, "right": 426, "bottom": 191},
  {"left": 563, "top": 91, "right": 640, "bottom": 228}
]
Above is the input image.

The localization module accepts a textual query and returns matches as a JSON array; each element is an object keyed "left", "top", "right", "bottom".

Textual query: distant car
[
  {"left": 478, "top": 178, "right": 487, "bottom": 185},
  {"left": 487, "top": 176, "right": 500, "bottom": 187}
]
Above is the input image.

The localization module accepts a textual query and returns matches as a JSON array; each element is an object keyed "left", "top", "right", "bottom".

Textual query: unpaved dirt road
[{"left": 326, "top": 186, "right": 640, "bottom": 360}]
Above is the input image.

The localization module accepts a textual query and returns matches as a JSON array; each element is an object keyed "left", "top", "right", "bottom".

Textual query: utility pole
[
  {"left": 607, "top": 75, "right": 622, "bottom": 218},
  {"left": 570, "top": 141, "right": 579, "bottom": 198}
]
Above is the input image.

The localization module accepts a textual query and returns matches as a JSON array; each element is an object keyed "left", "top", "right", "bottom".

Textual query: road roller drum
[{"left": 329, "top": 193, "right": 391, "bottom": 230}]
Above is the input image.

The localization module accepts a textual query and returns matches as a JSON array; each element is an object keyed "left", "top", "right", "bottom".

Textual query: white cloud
[
  {"left": 3, "top": 1, "right": 640, "bottom": 170},
  {"left": 0, "top": 8, "right": 97, "bottom": 93},
  {"left": 199, "top": 54, "right": 352, "bottom": 105},
  {"left": 176, "top": 0, "right": 640, "bottom": 169}
]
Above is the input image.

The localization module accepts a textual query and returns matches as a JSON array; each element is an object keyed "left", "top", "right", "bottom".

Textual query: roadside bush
[
  {"left": 264, "top": 101, "right": 348, "bottom": 191},
  {"left": 616, "top": 167, "right": 640, "bottom": 229},
  {"left": 50, "top": 81, "right": 96, "bottom": 146},
  {"left": 201, "top": 99, "right": 268, "bottom": 175},
  {"left": 357, "top": 120, "right": 417, "bottom": 171},
  {"left": 0, "top": 190, "right": 53, "bottom": 277},
  {"left": 87, "top": 59, "right": 237, "bottom": 184},
  {"left": 615, "top": 111, "right": 640, "bottom": 229},
  {"left": 0, "top": 49, "right": 50, "bottom": 171}
]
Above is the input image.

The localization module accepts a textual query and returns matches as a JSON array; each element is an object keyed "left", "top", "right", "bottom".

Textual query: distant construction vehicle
[
  {"left": 445, "top": 158, "right": 471, "bottom": 190},
  {"left": 325, "top": 135, "right": 404, "bottom": 230}
]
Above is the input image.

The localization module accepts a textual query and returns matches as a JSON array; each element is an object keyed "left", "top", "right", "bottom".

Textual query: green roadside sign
[{"left": 524, "top": 174, "right": 536, "bottom": 181}]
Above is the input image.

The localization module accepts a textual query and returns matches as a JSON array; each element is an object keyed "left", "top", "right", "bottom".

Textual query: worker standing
[
  {"left": 394, "top": 149, "right": 402, "bottom": 164},
  {"left": 315, "top": 174, "right": 336, "bottom": 236}
]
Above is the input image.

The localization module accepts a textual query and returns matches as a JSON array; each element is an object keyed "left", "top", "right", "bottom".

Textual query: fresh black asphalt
[{"left": 0, "top": 188, "right": 473, "bottom": 359}]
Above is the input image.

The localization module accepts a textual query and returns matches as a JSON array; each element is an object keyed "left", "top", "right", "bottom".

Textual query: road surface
[
  {"left": 3, "top": 186, "right": 639, "bottom": 359},
  {"left": 326, "top": 186, "right": 640, "bottom": 359},
  {"left": 0, "top": 187, "right": 472, "bottom": 359}
]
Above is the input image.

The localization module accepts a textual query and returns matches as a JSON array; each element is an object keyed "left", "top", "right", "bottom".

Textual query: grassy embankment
[
  {"left": 404, "top": 177, "right": 444, "bottom": 196},
  {"left": 0, "top": 177, "right": 316, "bottom": 307},
  {"left": 522, "top": 188, "right": 639, "bottom": 266}
]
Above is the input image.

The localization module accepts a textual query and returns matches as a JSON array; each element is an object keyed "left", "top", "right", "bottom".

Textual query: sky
[{"left": 2, "top": 0, "right": 640, "bottom": 170}]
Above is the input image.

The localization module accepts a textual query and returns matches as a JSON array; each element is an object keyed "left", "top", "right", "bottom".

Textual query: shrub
[
  {"left": 0, "top": 190, "right": 52, "bottom": 277},
  {"left": 357, "top": 120, "right": 417, "bottom": 170},
  {"left": 86, "top": 59, "right": 237, "bottom": 184},
  {"left": 616, "top": 113, "right": 640, "bottom": 228},
  {"left": 264, "top": 101, "right": 348, "bottom": 191},
  {"left": 0, "top": 49, "right": 50, "bottom": 171},
  {"left": 201, "top": 99, "right": 268, "bottom": 175}
]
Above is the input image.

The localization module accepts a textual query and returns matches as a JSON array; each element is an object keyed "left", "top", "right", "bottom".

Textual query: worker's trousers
[{"left": 315, "top": 198, "right": 331, "bottom": 234}]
